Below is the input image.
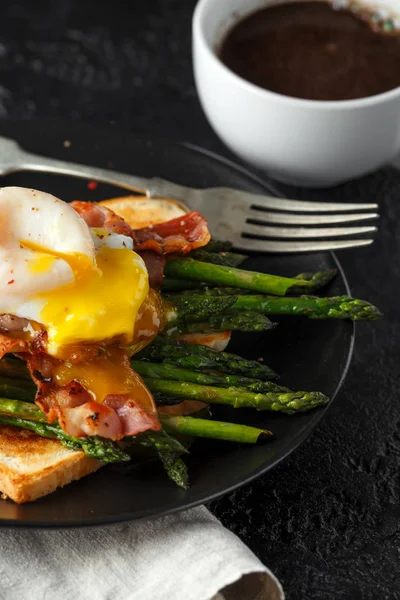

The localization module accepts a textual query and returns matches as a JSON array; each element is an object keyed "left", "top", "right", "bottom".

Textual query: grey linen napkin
[{"left": 0, "top": 506, "right": 284, "bottom": 600}]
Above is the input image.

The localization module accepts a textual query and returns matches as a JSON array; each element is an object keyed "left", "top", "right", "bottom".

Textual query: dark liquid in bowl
[{"left": 219, "top": 2, "right": 400, "bottom": 101}]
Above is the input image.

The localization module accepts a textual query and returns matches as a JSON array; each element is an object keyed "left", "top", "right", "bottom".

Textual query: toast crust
[{"left": 0, "top": 426, "right": 103, "bottom": 504}]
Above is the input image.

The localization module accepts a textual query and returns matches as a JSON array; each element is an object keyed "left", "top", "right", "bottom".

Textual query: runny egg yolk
[
  {"left": 53, "top": 346, "right": 155, "bottom": 411},
  {"left": 25, "top": 243, "right": 149, "bottom": 356}
]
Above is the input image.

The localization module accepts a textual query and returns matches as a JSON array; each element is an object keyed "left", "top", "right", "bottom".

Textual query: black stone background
[{"left": 0, "top": 1, "right": 399, "bottom": 598}]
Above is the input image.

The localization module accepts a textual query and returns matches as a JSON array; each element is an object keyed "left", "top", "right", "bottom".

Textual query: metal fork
[{"left": 0, "top": 136, "right": 378, "bottom": 253}]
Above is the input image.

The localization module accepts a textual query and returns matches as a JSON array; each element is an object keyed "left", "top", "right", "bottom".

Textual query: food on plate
[{"left": 0, "top": 189, "right": 382, "bottom": 503}]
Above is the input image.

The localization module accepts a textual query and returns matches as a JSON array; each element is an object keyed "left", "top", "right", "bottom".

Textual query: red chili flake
[
  {"left": 87, "top": 181, "right": 98, "bottom": 190},
  {"left": 7, "top": 280, "right": 14, "bottom": 285}
]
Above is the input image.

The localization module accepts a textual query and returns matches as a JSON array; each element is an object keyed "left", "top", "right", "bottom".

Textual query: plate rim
[{"left": 0, "top": 125, "right": 354, "bottom": 528}]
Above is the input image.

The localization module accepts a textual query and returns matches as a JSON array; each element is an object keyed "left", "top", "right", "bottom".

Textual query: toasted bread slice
[
  {"left": 0, "top": 425, "right": 102, "bottom": 504},
  {"left": 99, "top": 196, "right": 189, "bottom": 229}
]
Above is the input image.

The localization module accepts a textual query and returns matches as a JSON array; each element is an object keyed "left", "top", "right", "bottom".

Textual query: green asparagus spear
[
  {"left": 144, "top": 379, "right": 329, "bottom": 413},
  {"left": 166, "top": 295, "right": 237, "bottom": 321},
  {"left": 164, "top": 258, "right": 336, "bottom": 296},
  {"left": 137, "top": 341, "right": 278, "bottom": 380},
  {"left": 167, "top": 294, "right": 382, "bottom": 321},
  {"left": 0, "top": 397, "right": 131, "bottom": 462},
  {"left": 112, "top": 430, "right": 190, "bottom": 488},
  {"left": 165, "top": 291, "right": 276, "bottom": 331},
  {"left": 0, "top": 396, "right": 44, "bottom": 420},
  {"left": 130, "top": 361, "right": 290, "bottom": 393},
  {"left": 233, "top": 294, "right": 382, "bottom": 320},
  {"left": 0, "top": 396, "right": 190, "bottom": 473},
  {"left": 155, "top": 449, "right": 188, "bottom": 489},
  {"left": 160, "top": 415, "right": 272, "bottom": 443},
  {"left": 189, "top": 250, "right": 248, "bottom": 267},
  {"left": 0, "top": 415, "right": 130, "bottom": 463},
  {"left": 145, "top": 430, "right": 189, "bottom": 489},
  {"left": 125, "top": 430, "right": 189, "bottom": 454},
  {"left": 291, "top": 272, "right": 335, "bottom": 294},
  {"left": 168, "top": 312, "right": 276, "bottom": 334}
]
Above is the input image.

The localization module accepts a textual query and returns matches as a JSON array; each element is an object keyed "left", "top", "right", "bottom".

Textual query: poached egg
[{"left": 0, "top": 187, "right": 149, "bottom": 357}]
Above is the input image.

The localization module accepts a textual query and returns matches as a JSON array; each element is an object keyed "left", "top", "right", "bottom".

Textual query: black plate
[{"left": 0, "top": 120, "right": 353, "bottom": 527}]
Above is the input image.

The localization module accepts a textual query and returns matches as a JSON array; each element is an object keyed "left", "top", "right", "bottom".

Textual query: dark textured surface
[{"left": 0, "top": 1, "right": 398, "bottom": 598}]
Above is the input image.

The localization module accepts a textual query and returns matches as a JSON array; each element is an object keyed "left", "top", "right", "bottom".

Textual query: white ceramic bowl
[{"left": 192, "top": 0, "right": 400, "bottom": 187}]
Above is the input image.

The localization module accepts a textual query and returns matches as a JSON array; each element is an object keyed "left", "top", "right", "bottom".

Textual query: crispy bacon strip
[
  {"left": 24, "top": 351, "right": 161, "bottom": 441},
  {"left": 0, "top": 334, "right": 28, "bottom": 359},
  {"left": 134, "top": 211, "right": 210, "bottom": 255},
  {"left": 0, "top": 321, "right": 160, "bottom": 441},
  {"left": 71, "top": 201, "right": 210, "bottom": 256},
  {"left": 71, "top": 201, "right": 133, "bottom": 237},
  {"left": 71, "top": 201, "right": 210, "bottom": 288}
]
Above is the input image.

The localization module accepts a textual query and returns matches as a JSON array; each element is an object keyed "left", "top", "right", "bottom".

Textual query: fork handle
[{"left": 12, "top": 147, "right": 192, "bottom": 199}]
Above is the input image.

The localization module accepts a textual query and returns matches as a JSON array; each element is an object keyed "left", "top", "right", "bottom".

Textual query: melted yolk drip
[
  {"left": 34, "top": 245, "right": 149, "bottom": 356},
  {"left": 53, "top": 346, "right": 155, "bottom": 412}
]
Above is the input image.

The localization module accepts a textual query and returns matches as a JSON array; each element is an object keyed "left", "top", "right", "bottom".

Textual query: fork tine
[
  {"left": 248, "top": 210, "right": 379, "bottom": 225},
  {"left": 249, "top": 195, "right": 378, "bottom": 212},
  {"left": 243, "top": 224, "right": 377, "bottom": 239},
  {"left": 234, "top": 238, "right": 374, "bottom": 253}
]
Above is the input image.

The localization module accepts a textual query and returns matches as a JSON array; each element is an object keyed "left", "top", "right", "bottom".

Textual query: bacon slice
[
  {"left": 0, "top": 326, "right": 162, "bottom": 440},
  {"left": 0, "top": 335, "right": 28, "bottom": 359},
  {"left": 60, "top": 402, "right": 123, "bottom": 439},
  {"left": 71, "top": 201, "right": 133, "bottom": 237},
  {"left": 72, "top": 201, "right": 210, "bottom": 256},
  {"left": 24, "top": 349, "right": 161, "bottom": 441},
  {"left": 134, "top": 211, "right": 210, "bottom": 255},
  {"left": 0, "top": 323, "right": 161, "bottom": 440},
  {"left": 71, "top": 201, "right": 210, "bottom": 288}
]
